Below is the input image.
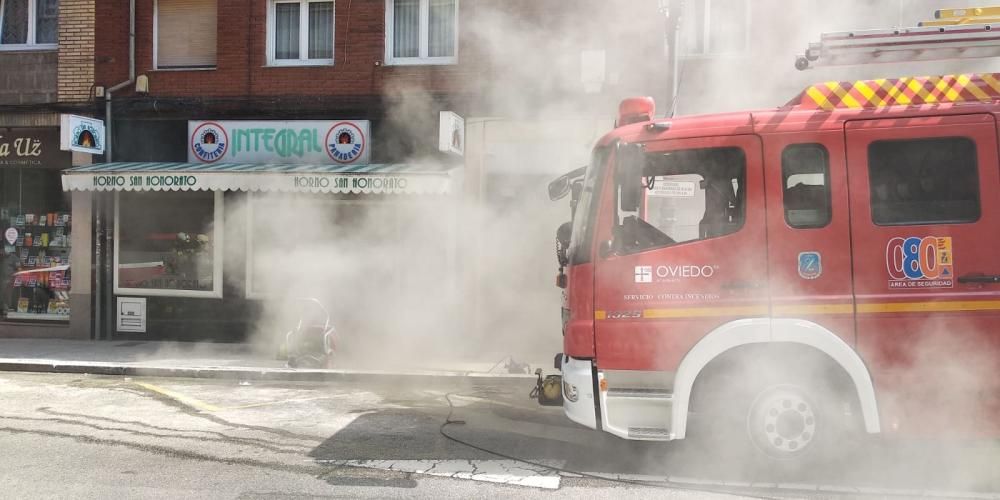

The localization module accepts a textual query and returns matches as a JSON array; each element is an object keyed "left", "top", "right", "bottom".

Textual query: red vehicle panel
[
  {"left": 844, "top": 113, "right": 1000, "bottom": 435},
  {"left": 547, "top": 74, "right": 1000, "bottom": 455},
  {"left": 593, "top": 134, "right": 768, "bottom": 371}
]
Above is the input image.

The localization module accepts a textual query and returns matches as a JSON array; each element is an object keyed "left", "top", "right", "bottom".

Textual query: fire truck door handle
[
  {"left": 722, "top": 280, "right": 763, "bottom": 290},
  {"left": 957, "top": 274, "right": 1000, "bottom": 284}
]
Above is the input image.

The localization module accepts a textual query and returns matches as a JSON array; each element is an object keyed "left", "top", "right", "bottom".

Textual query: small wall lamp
[{"left": 136, "top": 74, "right": 149, "bottom": 94}]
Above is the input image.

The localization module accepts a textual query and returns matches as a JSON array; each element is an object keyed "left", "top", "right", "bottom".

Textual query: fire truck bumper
[{"left": 560, "top": 355, "right": 598, "bottom": 430}]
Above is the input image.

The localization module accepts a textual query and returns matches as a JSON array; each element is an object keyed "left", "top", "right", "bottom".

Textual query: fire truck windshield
[{"left": 568, "top": 146, "right": 610, "bottom": 265}]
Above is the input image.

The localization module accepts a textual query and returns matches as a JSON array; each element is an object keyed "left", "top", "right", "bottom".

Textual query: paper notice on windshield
[{"left": 650, "top": 180, "right": 696, "bottom": 197}]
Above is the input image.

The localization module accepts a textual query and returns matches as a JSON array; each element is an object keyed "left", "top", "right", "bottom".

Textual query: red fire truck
[{"left": 541, "top": 73, "right": 1000, "bottom": 462}]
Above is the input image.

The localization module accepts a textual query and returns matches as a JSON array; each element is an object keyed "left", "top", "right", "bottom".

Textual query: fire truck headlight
[{"left": 563, "top": 381, "right": 579, "bottom": 402}]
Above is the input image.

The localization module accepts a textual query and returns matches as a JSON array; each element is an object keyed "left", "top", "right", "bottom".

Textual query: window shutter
[{"left": 157, "top": 0, "right": 218, "bottom": 68}]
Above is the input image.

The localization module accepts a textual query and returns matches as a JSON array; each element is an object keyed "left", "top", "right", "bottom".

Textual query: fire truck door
[
  {"left": 762, "top": 133, "right": 854, "bottom": 345},
  {"left": 593, "top": 135, "right": 769, "bottom": 371},
  {"left": 845, "top": 113, "right": 1000, "bottom": 434}
]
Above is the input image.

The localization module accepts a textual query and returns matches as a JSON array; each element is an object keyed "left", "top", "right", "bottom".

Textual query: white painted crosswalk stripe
[{"left": 315, "top": 459, "right": 565, "bottom": 489}]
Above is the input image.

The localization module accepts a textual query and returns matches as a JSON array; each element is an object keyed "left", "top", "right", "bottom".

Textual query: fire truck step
[
  {"left": 627, "top": 427, "right": 672, "bottom": 439},
  {"left": 606, "top": 388, "right": 673, "bottom": 400}
]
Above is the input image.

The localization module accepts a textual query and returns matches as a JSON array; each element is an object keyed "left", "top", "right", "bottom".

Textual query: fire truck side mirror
[{"left": 548, "top": 175, "right": 571, "bottom": 201}]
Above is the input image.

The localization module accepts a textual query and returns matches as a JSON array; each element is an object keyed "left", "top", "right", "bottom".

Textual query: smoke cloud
[{"left": 150, "top": 0, "right": 1000, "bottom": 492}]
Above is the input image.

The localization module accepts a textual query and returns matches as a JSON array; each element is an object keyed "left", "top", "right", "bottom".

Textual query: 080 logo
[{"left": 885, "top": 236, "right": 954, "bottom": 289}]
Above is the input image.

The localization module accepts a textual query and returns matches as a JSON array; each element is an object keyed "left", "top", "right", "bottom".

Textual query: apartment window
[
  {"left": 0, "top": 0, "right": 58, "bottom": 49},
  {"left": 268, "top": 0, "right": 334, "bottom": 66},
  {"left": 681, "top": 0, "right": 748, "bottom": 56},
  {"left": 155, "top": 0, "right": 217, "bottom": 69},
  {"left": 385, "top": 0, "right": 457, "bottom": 65}
]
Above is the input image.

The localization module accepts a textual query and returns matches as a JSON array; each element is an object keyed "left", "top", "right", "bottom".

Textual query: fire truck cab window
[
  {"left": 868, "top": 137, "right": 980, "bottom": 225},
  {"left": 782, "top": 144, "right": 831, "bottom": 229},
  {"left": 638, "top": 147, "right": 746, "bottom": 249}
]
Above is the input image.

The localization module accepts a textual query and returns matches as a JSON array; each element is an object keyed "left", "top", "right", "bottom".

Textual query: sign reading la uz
[{"left": 188, "top": 120, "right": 370, "bottom": 165}]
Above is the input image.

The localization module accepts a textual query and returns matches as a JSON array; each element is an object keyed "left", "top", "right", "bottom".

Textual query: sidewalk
[{"left": 0, "top": 338, "right": 540, "bottom": 383}]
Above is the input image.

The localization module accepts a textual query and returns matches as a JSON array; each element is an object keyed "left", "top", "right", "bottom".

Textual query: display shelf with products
[{"left": 2, "top": 210, "right": 72, "bottom": 322}]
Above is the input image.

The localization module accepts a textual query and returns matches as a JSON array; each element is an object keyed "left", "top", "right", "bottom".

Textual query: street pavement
[
  {"left": 0, "top": 338, "right": 544, "bottom": 381},
  {"left": 0, "top": 371, "right": 997, "bottom": 499}
]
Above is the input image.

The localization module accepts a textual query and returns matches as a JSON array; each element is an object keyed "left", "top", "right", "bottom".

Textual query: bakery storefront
[
  {"left": 1, "top": 128, "right": 76, "bottom": 334},
  {"left": 62, "top": 120, "right": 460, "bottom": 342}
]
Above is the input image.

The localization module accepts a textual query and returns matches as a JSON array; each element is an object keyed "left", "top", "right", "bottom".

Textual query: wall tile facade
[{"left": 0, "top": 52, "right": 58, "bottom": 105}]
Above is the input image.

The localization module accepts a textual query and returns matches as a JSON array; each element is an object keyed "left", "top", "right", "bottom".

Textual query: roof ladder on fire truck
[{"left": 796, "top": 6, "right": 1000, "bottom": 70}]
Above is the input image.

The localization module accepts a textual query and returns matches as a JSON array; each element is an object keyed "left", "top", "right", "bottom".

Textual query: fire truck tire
[
  {"left": 691, "top": 369, "right": 857, "bottom": 470},
  {"left": 744, "top": 382, "right": 839, "bottom": 461}
]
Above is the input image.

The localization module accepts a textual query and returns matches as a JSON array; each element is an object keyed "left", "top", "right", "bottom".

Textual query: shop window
[
  {"left": 115, "top": 191, "right": 223, "bottom": 297},
  {"left": 0, "top": 0, "right": 58, "bottom": 49},
  {"left": 2, "top": 168, "right": 71, "bottom": 321},
  {"left": 385, "top": 0, "right": 457, "bottom": 65},
  {"left": 635, "top": 147, "right": 746, "bottom": 250},
  {"left": 246, "top": 194, "right": 396, "bottom": 299},
  {"left": 245, "top": 193, "right": 456, "bottom": 343},
  {"left": 268, "top": 0, "right": 334, "bottom": 66},
  {"left": 868, "top": 137, "right": 980, "bottom": 226},
  {"left": 155, "top": 0, "right": 218, "bottom": 69},
  {"left": 782, "top": 144, "right": 831, "bottom": 229},
  {"left": 680, "top": 0, "right": 748, "bottom": 56}
]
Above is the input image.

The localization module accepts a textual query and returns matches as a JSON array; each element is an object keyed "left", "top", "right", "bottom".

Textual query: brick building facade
[
  {"left": 4, "top": 0, "right": 670, "bottom": 346},
  {"left": 1, "top": 0, "right": 97, "bottom": 338}
]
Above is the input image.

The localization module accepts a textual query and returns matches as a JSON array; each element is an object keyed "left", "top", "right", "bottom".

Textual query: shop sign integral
[{"left": 188, "top": 120, "right": 370, "bottom": 165}]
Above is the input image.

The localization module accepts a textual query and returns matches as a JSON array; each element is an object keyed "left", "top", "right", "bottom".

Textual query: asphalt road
[{"left": 0, "top": 371, "right": 997, "bottom": 499}]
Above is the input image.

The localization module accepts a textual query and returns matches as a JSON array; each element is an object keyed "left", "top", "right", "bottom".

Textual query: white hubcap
[{"left": 748, "top": 385, "right": 818, "bottom": 456}]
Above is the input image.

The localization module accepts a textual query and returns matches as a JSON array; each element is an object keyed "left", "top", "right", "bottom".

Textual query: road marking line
[
  {"left": 135, "top": 382, "right": 221, "bottom": 413},
  {"left": 221, "top": 396, "right": 332, "bottom": 410},
  {"left": 446, "top": 394, "right": 531, "bottom": 411},
  {"left": 314, "top": 459, "right": 563, "bottom": 489}
]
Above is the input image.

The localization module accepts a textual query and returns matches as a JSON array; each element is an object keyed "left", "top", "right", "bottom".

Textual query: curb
[{"left": 0, "top": 360, "right": 539, "bottom": 384}]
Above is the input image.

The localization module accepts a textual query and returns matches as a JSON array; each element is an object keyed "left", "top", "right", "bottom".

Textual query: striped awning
[{"left": 61, "top": 162, "right": 458, "bottom": 195}]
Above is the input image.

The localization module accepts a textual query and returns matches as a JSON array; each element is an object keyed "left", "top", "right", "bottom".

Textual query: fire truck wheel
[
  {"left": 745, "top": 383, "right": 827, "bottom": 460},
  {"left": 691, "top": 369, "right": 855, "bottom": 470}
]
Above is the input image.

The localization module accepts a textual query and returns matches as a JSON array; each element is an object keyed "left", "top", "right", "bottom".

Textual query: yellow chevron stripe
[
  {"left": 828, "top": 82, "right": 862, "bottom": 108},
  {"left": 958, "top": 74, "right": 991, "bottom": 101},
  {"left": 805, "top": 87, "right": 834, "bottom": 111},
  {"left": 885, "top": 80, "right": 910, "bottom": 105},
  {"left": 943, "top": 77, "right": 963, "bottom": 102},
  {"left": 979, "top": 73, "right": 1000, "bottom": 95},
  {"left": 905, "top": 78, "right": 930, "bottom": 103},
  {"left": 854, "top": 81, "right": 876, "bottom": 103}
]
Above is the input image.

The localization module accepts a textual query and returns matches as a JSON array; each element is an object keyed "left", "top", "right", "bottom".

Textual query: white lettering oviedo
[{"left": 655, "top": 265, "right": 716, "bottom": 279}]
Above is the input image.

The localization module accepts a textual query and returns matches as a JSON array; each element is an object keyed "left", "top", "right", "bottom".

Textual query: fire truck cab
[{"left": 548, "top": 73, "right": 1000, "bottom": 461}]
